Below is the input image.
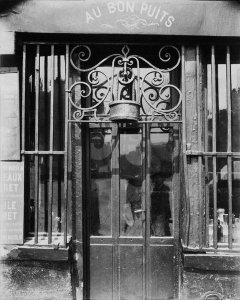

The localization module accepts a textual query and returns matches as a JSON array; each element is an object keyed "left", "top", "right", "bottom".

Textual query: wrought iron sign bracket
[{"left": 67, "top": 44, "right": 182, "bottom": 124}]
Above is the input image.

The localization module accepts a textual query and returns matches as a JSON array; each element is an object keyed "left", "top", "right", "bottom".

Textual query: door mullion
[
  {"left": 83, "top": 124, "right": 90, "bottom": 300},
  {"left": 145, "top": 124, "right": 151, "bottom": 300},
  {"left": 111, "top": 123, "right": 120, "bottom": 300},
  {"left": 142, "top": 124, "right": 147, "bottom": 300}
]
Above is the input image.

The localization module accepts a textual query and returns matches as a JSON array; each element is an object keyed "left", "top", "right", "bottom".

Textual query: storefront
[{"left": 1, "top": 1, "right": 240, "bottom": 299}]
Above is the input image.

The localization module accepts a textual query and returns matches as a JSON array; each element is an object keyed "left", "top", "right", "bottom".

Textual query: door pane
[
  {"left": 120, "top": 127, "right": 143, "bottom": 237},
  {"left": 90, "top": 129, "right": 112, "bottom": 236},
  {"left": 150, "top": 128, "right": 173, "bottom": 237},
  {"left": 119, "top": 245, "right": 144, "bottom": 299}
]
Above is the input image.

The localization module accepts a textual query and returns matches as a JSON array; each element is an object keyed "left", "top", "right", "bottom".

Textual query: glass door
[{"left": 84, "top": 123, "right": 180, "bottom": 300}]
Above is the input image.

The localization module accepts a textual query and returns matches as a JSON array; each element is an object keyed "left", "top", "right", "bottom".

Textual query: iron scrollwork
[{"left": 68, "top": 44, "right": 182, "bottom": 123}]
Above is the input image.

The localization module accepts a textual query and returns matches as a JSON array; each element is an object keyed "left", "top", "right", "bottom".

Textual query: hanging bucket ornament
[
  {"left": 109, "top": 100, "right": 140, "bottom": 122},
  {"left": 109, "top": 50, "right": 140, "bottom": 122}
]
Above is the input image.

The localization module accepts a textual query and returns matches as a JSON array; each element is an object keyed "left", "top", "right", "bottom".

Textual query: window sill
[
  {"left": 0, "top": 244, "right": 69, "bottom": 262},
  {"left": 184, "top": 253, "right": 240, "bottom": 272}
]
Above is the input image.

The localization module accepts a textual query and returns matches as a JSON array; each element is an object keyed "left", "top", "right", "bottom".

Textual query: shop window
[
  {"left": 202, "top": 45, "right": 240, "bottom": 250},
  {"left": 22, "top": 44, "right": 71, "bottom": 246}
]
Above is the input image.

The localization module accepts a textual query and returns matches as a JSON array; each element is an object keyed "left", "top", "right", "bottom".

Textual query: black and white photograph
[{"left": 0, "top": 0, "right": 240, "bottom": 299}]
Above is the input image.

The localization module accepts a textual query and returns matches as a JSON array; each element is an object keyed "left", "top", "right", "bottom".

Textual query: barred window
[
  {"left": 202, "top": 45, "right": 240, "bottom": 250},
  {"left": 22, "top": 44, "right": 71, "bottom": 246},
  {"left": 21, "top": 42, "right": 240, "bottom": 251}
]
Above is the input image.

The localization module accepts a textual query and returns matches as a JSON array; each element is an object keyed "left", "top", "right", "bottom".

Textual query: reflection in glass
[
  {"left": 231, "top": 54, "right": 240, "bottom": 152},
  {"left": 232, "top": 158, "right": 240, "bottom": 245},
  {"left": 39, "top": 49, "right": 51, "bottom": 151},
  {"left": 24, "top": 154, "right": 67, "bottom": 240},
  {"left": 120, "top": 127, "right": 143, "bottom": 237},
  {"left": 90, "top": 129, "right": 112, "bottom": 236},
  {"left": 150, "top": 128, "right": 173, "bottom": 237},
  {"left": 39, "top": 156, "right": 49, "bottom": 233},
  {"left": 53, "top": 54, "right": 66, "bottom": 151},
  {"left": 207, "top": 157, "right": 230, "bottom": 246},
  {"left": 206, "top": 157, "right": 213, "bottom": 247},
  {"left": 24, "top": 155, "right": 35, "bottom": 235},
  {"left": 216, "top": 64, "right": 227, "bottom": 152},
  {"left": 206, "top": 62, "right": 228, "bottom": 152},
  {"left": 206, "top": 64, "right": 212, "bottom": 152},
  {"left": 52, "top": 156, "right": 64, "bottom": 233},
  {"left": 216, "top": 158, "right": 228, "bottom": 244},
  {"left": 25, "top": 45, "right": 36, "bottom": 151}
]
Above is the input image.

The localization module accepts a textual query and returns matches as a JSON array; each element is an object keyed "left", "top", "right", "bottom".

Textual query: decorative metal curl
[
  {"left": 69, "top": 44, "right": 182, "bottom": 123},
  {"left": 70, "top": 45, "right": 120, "bottom": 72},
  {"left": 158, "top": 45, "right": 181, "bottom": 72},
  {"left": 141, "top": 69, "right": 182, "bottom": 116},
  {"left": 151, "top": 72, "right": 164, "bottom": 87},
  {"left": 118, "top": 67, "right": 135, "bottom": 85},
  {"left": 68, "top": 81, "right": 92, "bottom": 110},
  {"left": 68, "top": 71, "right": 110, "bottom": 112}
]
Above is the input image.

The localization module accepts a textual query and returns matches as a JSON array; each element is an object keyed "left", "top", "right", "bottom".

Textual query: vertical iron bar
[
  {"left": 182, "top": 46, "right": 187, "bottom": 154},
  {"left": 197, "top": 45, "right": 203, "bottom": 249},
  {"left": 142, "top": 124, "right": 146, "bottom": 300},
  {"left": 145, "top": 124, "right": 151, "bottom": 300},
  {"left": 211, "top": 45, "right": 218, "bottom": 250},
  {"left": 181, "top": 46, "right": 190, "bottom": 246},
  {"left": 204, "top": 66, "right": 210, "bottom": 247},
  {"left": 48, "top": 45, "right": 54, "bottom": 244},
  {"left": 111, "top": 123, "right": 119, "bottom": 300},
  {"left": 22, "top": 44, "right": 26, "bottom": 240},
  {"left": 22, "top": 45, "right": 26, "bottom": 152},
  {"left": 86, "top": 125, "right": 91, "bottom": 299},
  {"left": 226, "top": 45, "right": 233, "bottom": 249},
  {"left": 64, "top": 44, "right": 70, "bottom": 246},
  {"left": 34, "top": 45, "right": 40, "bottom": 244},
  {"left": 50, "top": 46, "right": 54, "bottom": 150}
]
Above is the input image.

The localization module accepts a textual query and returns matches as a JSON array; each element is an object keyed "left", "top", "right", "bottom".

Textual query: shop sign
[
  {"left": 2, "top": 0, "right": 240, "bottom": 37},
  {"left": 0, "top": 69, "right": 20, "bottom": 161},
  {"left": 0, "top": 161, "right": 24, "bottom": 244},
  {"left": 85, "top": 1, "right": 175, "bottom": 30}
]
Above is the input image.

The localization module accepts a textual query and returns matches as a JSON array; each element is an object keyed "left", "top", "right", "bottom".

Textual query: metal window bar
[
  {"left": 181, "top": 45, "right": 191, "bottom": 246},
  {"left": 34, "top": 45, "right": 40, "bottom": 244},
  {"left": 64, "top": 44, "right": 70, "bottom": 247},
  {"left": 144, "top": 124, "right": 150, "bottom": 300},
  {"left": 197, "top": 45, "right": 203, "bottom": 249},
  {"left": 211, "top": 45, "right": 218, "bottom": 250},
  {"left": 48, "top": 45, "right": 55, "bottom": 244},
  {"left": 22, "top": 45, "right": 26, "bottom": 153},
  {"left": 226, "top": 46, "right": 233, "bottom": 249},
  {"left": 203, "top": 56, "right": 210, "bottom": 248}
]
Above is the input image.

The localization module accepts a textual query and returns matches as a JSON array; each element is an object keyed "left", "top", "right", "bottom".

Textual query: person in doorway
[
  {"left": 124, "top": 175, "right": 142, "bottom": 235},
  {"left": 150, "top": 172, "right": 171, "bottom": 236}
]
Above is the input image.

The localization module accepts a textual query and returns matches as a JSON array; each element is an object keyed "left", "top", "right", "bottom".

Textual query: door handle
[{"left": 134, "top": 209, "right": 145, "bottom": 214}]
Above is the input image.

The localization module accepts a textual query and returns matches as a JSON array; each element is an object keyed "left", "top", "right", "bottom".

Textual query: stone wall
[{"left": 182, "top": 268, "right": 240, "bottom": 299}]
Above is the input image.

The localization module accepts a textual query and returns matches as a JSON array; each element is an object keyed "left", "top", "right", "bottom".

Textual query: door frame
[{"left": 81, "top": 122, "right": 182, "bottom": 299}]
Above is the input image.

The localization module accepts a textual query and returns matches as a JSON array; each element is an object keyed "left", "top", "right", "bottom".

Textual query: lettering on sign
[
  {"left": 85, "top": 1, "right": 175, "bottom": 30},
  {"left": 0, "top": 162, "right": 24, "bottom": 244},
  {"left": 0, "top": 70, "right": 20, "bottom": 160}
]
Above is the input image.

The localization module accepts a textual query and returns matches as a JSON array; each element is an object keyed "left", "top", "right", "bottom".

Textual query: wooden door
[{"left": 83, "top": 122, "right": 180, "bottom": 300}]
